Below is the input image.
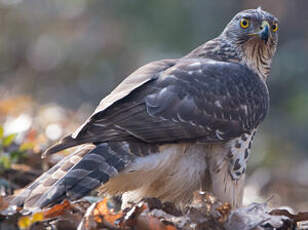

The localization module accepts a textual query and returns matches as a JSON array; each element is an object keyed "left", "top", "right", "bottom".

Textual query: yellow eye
[
  {"left": 272, "top": 23, "right": 278, "bottom": 32},
  {"left": 240, "top": 18, "right": 250, "bottom": 29}
]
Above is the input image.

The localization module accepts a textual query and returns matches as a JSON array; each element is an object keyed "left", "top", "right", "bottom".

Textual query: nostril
[{"left": 260, "top": 26, "right": 263, "bottom": 30}]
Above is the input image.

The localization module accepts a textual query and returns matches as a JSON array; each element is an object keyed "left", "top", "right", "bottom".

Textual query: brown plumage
[{"left": 6, "top": 8, "right": 278, "bottom": 214}]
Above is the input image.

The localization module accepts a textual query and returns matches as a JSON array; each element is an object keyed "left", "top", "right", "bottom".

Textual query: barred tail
[
  {"left": 42, "top": 135, "right": 86, "bottom": 158},
  {"left": 6, "top": 142, "right": 134, "bottom": 213}
]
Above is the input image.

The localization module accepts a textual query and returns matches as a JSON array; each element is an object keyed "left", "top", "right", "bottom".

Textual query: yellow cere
[
  {"left": 272, "top": 23, "right": 278, "bottom": 32},
  {"left": 240, "top": 18, "right": 250, "bottom": 29}
]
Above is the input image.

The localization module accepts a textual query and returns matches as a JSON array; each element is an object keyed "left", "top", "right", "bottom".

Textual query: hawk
[{"left": 9, "top": 8, "right": 278, "bottom": 213}]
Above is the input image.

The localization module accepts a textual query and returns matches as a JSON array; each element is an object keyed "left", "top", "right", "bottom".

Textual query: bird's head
[
  {"left": 221, "top": 7, "right": 279, "bottom": 78},
  {"left": 222, "top": 7, "right": 278, "bottom": 49}
]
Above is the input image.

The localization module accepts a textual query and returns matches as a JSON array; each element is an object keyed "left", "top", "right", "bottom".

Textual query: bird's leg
[
  {"left": 208, "top": 144, "right": 245, "bottom": 208},
  {"left": 226, "top": 130, "right": 256, "bottom": 180}
]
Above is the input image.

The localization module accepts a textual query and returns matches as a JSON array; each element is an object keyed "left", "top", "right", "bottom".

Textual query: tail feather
[
  {"left": 35, "top": 147, "right": 122, "bottom": 209},
  {"left": 5, "top": 145, "right": 94, "bottom": 214},
  {"left": 42, "top": 135, "right": 83, "bottom": 158},
  {"left": 7, "top": 142, "right": 135, "bottom": 213}
]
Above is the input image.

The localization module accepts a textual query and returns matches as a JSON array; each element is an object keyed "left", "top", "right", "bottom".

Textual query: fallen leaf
[
  {"left": 18, "top": 211, "right": 44, "bottom": 229},
  {"left": 93, "top": 198, "right": 123, "bottom": 226},
  {"left": 43, "top": 199, "right": 72, "bottom": 219},
  {"left": 19, "top": 142, "right": 34, "bottom": 152},
  {"left": 216, "top": 202, "right": 232, "bottom": 223},
  {"left": 2, "top": 134, "right": 17, "bottom": 147},
  {"left": 135, "top": 215, "right": 177, "bottom": 230},
  {"left": 17, "top": 200, "right": 73, "bottom": 229},
  {"left": 0, "top": 125, "right": 3, "bottom": 139},
  {"left": 18, "top": 215, "right": 31, "bottom": 230},
  {"left": 270, "top": 209, "right": 308, "bottom": 224},
  {"left": 0, "top": 196, "right": 9, "bottom": 212}
]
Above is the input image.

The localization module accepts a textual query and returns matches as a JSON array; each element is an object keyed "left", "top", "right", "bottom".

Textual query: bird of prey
[{"left": 9, "top": 8, "right": 278, "bottom": 212}]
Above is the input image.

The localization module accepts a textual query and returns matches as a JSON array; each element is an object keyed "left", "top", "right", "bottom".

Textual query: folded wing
[{"left": 45, "top": 58, "right": 269, "bottom": 156}]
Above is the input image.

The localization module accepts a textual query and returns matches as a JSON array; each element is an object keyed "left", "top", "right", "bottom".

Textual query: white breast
[
  {"left": 101, "top": 141, "right": 245, "bottom": 208},
  {"left": 102, "top": 143, "right": 208, "bottom": 207}
]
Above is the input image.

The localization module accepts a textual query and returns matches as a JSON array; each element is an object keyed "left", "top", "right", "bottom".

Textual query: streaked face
[
  {"left": 221, "top": 8, "right": 279, "bottom": 77},
  {"left": 223, "top": 8, "right": 279, "bottom": 50}
]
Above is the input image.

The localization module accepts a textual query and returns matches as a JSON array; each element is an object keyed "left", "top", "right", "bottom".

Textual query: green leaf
[
  {"left": 2, "top": 134, "right": 17, "bottom": 147},
  {"left": 19, "top": 142, "right": 34, "bottom": 152},
  {"left": 0, "top": 126, "right": 3, "bottom": 139},
  {"left": 0, "top": 155, "right": 11, "bottom": 169},
  {"left": 10, "top": 151, "right": 20, "bottom": 163}
]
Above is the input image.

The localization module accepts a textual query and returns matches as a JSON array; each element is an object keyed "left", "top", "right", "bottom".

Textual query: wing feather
[{"left": 44, "top": 58, "right": 269, "bottom": 155}]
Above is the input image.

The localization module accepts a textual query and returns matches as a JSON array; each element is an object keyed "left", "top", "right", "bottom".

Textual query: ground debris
[
  {"left": 270, "top": 208, "right": 308, "bottom": 229},
  {"left": 1, "top": 192, "right": 308, "bottom": 229},
  {"left": 225, "top": 202, "right": 294, "bottom": 230}
]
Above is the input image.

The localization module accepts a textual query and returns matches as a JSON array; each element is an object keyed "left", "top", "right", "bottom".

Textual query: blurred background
[{"left": 0, "top": 0, "right": 307, "bottom": 211}]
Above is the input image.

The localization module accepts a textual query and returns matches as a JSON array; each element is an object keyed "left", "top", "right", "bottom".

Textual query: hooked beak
[{"left": 249, "top": 21, "right": 270, "bottom": 44}]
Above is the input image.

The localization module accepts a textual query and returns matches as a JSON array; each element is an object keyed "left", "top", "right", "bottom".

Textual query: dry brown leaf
[
  {"left": 120, "top": 202, "right": 148, "bottom": 227},
  {"left": 93, "top": 197, "right": 123, "bottom": 226},
  {"left": 43, "top": 199, "right": 72, "bottom": 219},
  {"left": 270, "top": 208, "right": 308, "bottom": 226},
  {"left": 0, "top": 196, "right": 10, "bottom": 212},
  {"left": 120, "top": 200, "right": 178, "bottom": 230},
  {"left": 216, "top": 202, "right": 232, "bottom": 223},
  {"left": 135, "top": 215, "right": 177, "bottom": 230}
]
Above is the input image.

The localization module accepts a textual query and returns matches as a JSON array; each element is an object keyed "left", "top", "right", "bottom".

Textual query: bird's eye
[
  {"left": 240, "top": 18, "right": 250, "bottom": 29},
  {"left": 272, "top": 23, "right": 278, "bottom": 32}
]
